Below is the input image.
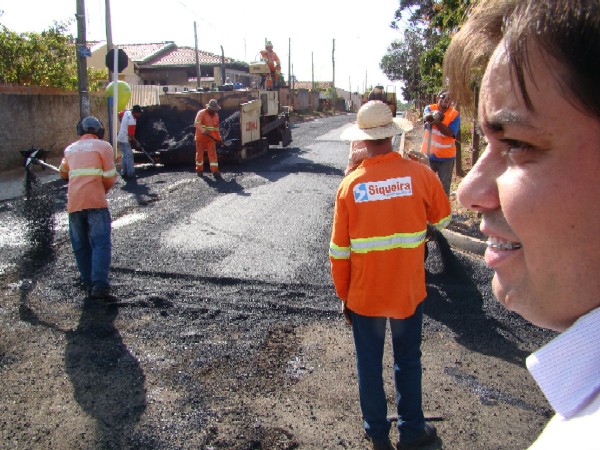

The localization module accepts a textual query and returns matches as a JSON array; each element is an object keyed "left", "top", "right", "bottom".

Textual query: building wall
[
  {"left": 0, "top": 87, "right": 109, "bottom": 172},
  {"left": 88, "top": 43, "right": 140, "bottom": 86}
]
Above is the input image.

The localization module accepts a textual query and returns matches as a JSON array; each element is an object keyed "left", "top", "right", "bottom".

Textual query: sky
[{"left": 0, "top": 0, "right": 407, "bottom": 96}]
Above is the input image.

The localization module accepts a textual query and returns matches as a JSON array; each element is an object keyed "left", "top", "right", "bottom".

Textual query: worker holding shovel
[
  {"left": 194, "top": 99, "right": 223, "bottom": 177},
  {"left": 420, "top": 91, "right": 460, "bottom": 197},
  {"left": 59, "top": 116, "right": 117, "bottom": 299}
]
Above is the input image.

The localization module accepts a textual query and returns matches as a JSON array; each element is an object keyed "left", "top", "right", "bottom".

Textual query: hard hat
[
  {"left": 266, "top": 41, "right": 273, "bottom": 48},
  {"left": 77, "top": 116, "right": 105, "bottom": 139}
]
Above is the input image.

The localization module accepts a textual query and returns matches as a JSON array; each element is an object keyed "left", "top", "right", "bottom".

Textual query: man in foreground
[
  {"left": 59, "top": 116, "right": 117, "bottom": 299},
  {"left": 444, "top": 0, "right": 600, "bottom": 447},
  {"left": 329, "top": 101, "right": 451, "bottom": 449}
]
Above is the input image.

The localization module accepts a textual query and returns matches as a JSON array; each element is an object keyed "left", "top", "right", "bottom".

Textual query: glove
[
  {"left": 424, "top": 113, "right": 434, "bottom": 123},
  {"left": 405, "top": 150, "right": 431, "bottom": 167},
  {"left": 433, "top": 111, "right": 445, "bottom": 122}
]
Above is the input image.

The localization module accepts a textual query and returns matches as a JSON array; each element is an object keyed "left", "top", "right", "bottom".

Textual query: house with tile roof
[{"left": 89, "top": 41, "right": 253, "bottom": 89}]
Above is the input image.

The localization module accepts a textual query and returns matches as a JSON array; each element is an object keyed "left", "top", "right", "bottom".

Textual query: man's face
[
  {"left": 438, "top": 94, "right": 451, "bottom": 111},
  {"left": 457, "top": 43, "right": 600, "bottom": 331}
]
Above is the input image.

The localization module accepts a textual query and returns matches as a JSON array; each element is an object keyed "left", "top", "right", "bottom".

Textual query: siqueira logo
[{"left": 353, "top": 177, "right": 413, "bottom": 203}]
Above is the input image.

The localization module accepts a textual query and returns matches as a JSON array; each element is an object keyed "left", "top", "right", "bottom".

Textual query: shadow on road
[
  {"left": 424, "top": 231, "right": 532, "bottom": 368},
  {"left": 16, "top": 170, "right": 147, "bottom": 448},
  {"left": 120, "top": 175, "right": 160, "bottom": 205},
  {"left": 65, "top": 298, "right": 147, "bottom": 447}
]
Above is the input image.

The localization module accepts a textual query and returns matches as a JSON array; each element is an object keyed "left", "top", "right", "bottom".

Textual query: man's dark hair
[{"left": 505, "top": 0, "right": 600, "bottom": 118}]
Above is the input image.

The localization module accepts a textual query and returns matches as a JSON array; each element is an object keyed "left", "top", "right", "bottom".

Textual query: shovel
[
  {"left": 425, "top": 121, "right": 433, "bottom": 157},
  {"left": 25, "top": 156, "right": 60, "bottom": 173},
  {"left": 135, "top": 141, "right": 157, "bottom": 166}
]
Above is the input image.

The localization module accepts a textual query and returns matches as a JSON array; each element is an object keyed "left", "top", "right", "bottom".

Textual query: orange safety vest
[
  {"left": 260, "top": 49, "right": 280, "bottom": 72},
  {"left": 421, "top": 105, "right": 459, "bottom": 159},
  {"left": 59, "top": 135, "right": 117, "bottom": 213},
  {"left": 194, "top": 108, "right": 222, "bottom": 143},
  {"left": 329, "top": 152, "right": 451, "bottom": 319}
]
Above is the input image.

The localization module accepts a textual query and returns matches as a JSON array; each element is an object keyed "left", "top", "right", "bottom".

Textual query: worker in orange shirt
[
  {"left": 59, "top": 116, "right": 117, "bottom": 299},
  {"left": 259, "top": 40, "right": 281, "bottom": 90},
  {"left": 194, "top": 99, "right": 222, "bottom": 177},
  {"left": 330, "top": 101, "right": 451, "bottom": 450}
]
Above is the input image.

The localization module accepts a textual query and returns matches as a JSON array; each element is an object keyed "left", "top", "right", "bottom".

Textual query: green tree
[
  {"left": 381, "top": 28, "right": 425, "bottom": 104},
  {"left": 0, "top": 20, "right": 106, "bottom": 91},
  {"left": 381, "top": 0, "right": 471, "bottom": 103}
]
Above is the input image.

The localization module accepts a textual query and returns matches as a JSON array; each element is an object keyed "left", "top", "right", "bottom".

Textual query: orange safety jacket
[
  {"left": 421, "top": 105, "right": 459, "bottom": 159},
  {"left": 260, "top": 49, "right": 281, "bottom": 73},
  {"left": 194, "top": 109, "right": 222, "bottom": 143},
  {"left": 329, "top": 152, "right": 451, "bottom": 319},
  {"left": 59, "top": 135, "right": 117, "bottom": 213}
]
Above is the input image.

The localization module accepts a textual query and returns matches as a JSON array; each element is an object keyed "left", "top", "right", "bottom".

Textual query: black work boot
[
  {"left": 396, "top": 423, "right": 437, "bottom": 449},
  {"left": 370, "top": 438, "right": 395, "bottom": 450},
  {"left": 90, "top": 285, "right": 110, "bottom": 300}
]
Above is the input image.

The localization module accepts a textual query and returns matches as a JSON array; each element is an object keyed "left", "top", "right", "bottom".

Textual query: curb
[{"left": 441, "top": 228, "right": 486, "bottom": 257}]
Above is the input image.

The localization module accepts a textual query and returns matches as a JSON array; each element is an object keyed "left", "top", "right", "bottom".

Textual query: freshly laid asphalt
[{"left": 1, "top": 156, "right": 487, "bottom": 257}]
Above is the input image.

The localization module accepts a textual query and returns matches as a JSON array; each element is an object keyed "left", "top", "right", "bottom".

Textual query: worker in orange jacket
[
  {"left": 330, "top": 101, "right": 451, "bottom": 449},
  {"left": 194, "top": 99, "right": 222, "bottom": 177},
  {"left": 59, "top": 116, "right": 117, "bottom": 299},
  {"left": 259, "top": 41, "right": 281, "bottom": 89},
  {"left": 420, "top": 91, "right": 460, "bottom": 196}
]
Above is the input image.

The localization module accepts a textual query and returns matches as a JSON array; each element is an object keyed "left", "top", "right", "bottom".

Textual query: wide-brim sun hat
[{"left": 340, "top": 100, "right": 413, "bottom": 141}]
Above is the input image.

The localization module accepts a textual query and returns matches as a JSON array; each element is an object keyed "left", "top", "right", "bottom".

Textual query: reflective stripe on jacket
[
  {"left": 421, "top": 105, "right": 459, "bottom": 159},
  {"left": 59, "top": 135, "right": 117, "bottom": 213},
  {"left": 329, "top": 151, "right": 451, "bottom": 319},
  {"left": 194, "top": 108, "right": 222, "bottom": 143}
]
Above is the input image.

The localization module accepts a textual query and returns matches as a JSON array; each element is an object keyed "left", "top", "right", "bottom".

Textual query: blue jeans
[
  {"left": 351, "top": 304, "right": 425, "bottom": 443},
  {"left": 68, "top": 208, "right": 112, "bottom": 290},
  {"left": 119, "top": 141, "right": 135, "bottom": 178}
]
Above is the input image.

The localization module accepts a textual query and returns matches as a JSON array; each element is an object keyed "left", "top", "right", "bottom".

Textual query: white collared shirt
[{"left": 527, "top": 307, "right": 600, "bottom": 449}]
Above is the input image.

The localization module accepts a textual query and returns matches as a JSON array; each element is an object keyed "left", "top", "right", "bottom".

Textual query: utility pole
[
  {"left": 76, "top": 0, "right": 90, "bottom": 119},
  {"left": 194, "top": 22, "right": 201, "bottom": 89},
  {"left": 105, "top": 0, "right": 113, "bottom": 51},
  {"left": 288, "top": 38, "right": 291, "bottom": 87},
  {"left": 311, "top": 52, "right": 314, "bottom": 90},
  {"left": 105, "top": 0, "right": 118, "bottom": 150},
  {"left": 331, "top": 38, "right": 336, "bottom": 114}
]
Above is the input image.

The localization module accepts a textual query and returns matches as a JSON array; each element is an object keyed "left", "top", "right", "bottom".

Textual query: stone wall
[{"left": 0, "top": 86, "right": 109, "bottom": 172}]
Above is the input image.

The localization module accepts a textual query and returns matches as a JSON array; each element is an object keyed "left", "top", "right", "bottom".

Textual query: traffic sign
[{"left": 105, "top": 48, "right": 129, "bottom": 73}]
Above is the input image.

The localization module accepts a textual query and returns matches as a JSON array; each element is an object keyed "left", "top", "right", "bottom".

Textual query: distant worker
[
  {"left": 59, "top": 116, "right": 117, "bottom": 299},
  {"left": 260, "top": 40, "right": 281, "bottom": 90},
  {"left": 420, "top": 91, "right": 460, "bottom": 197},
  {"left": 194, "top": 99, "right": 222, "bottom": 177},
  {"left": 117, "top": 104, "right": 143, "bottom": 180}
]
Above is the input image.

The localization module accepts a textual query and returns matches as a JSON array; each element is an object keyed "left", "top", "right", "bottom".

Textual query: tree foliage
[
  {"left": 381, "top": 0, "right": 471, "bottom": 106},
  {"left": 0, "top": 19, "right": 106, "bottom": 91},
  {"left": 380, "top": 29, "right": 424, "bottom": 103}
]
